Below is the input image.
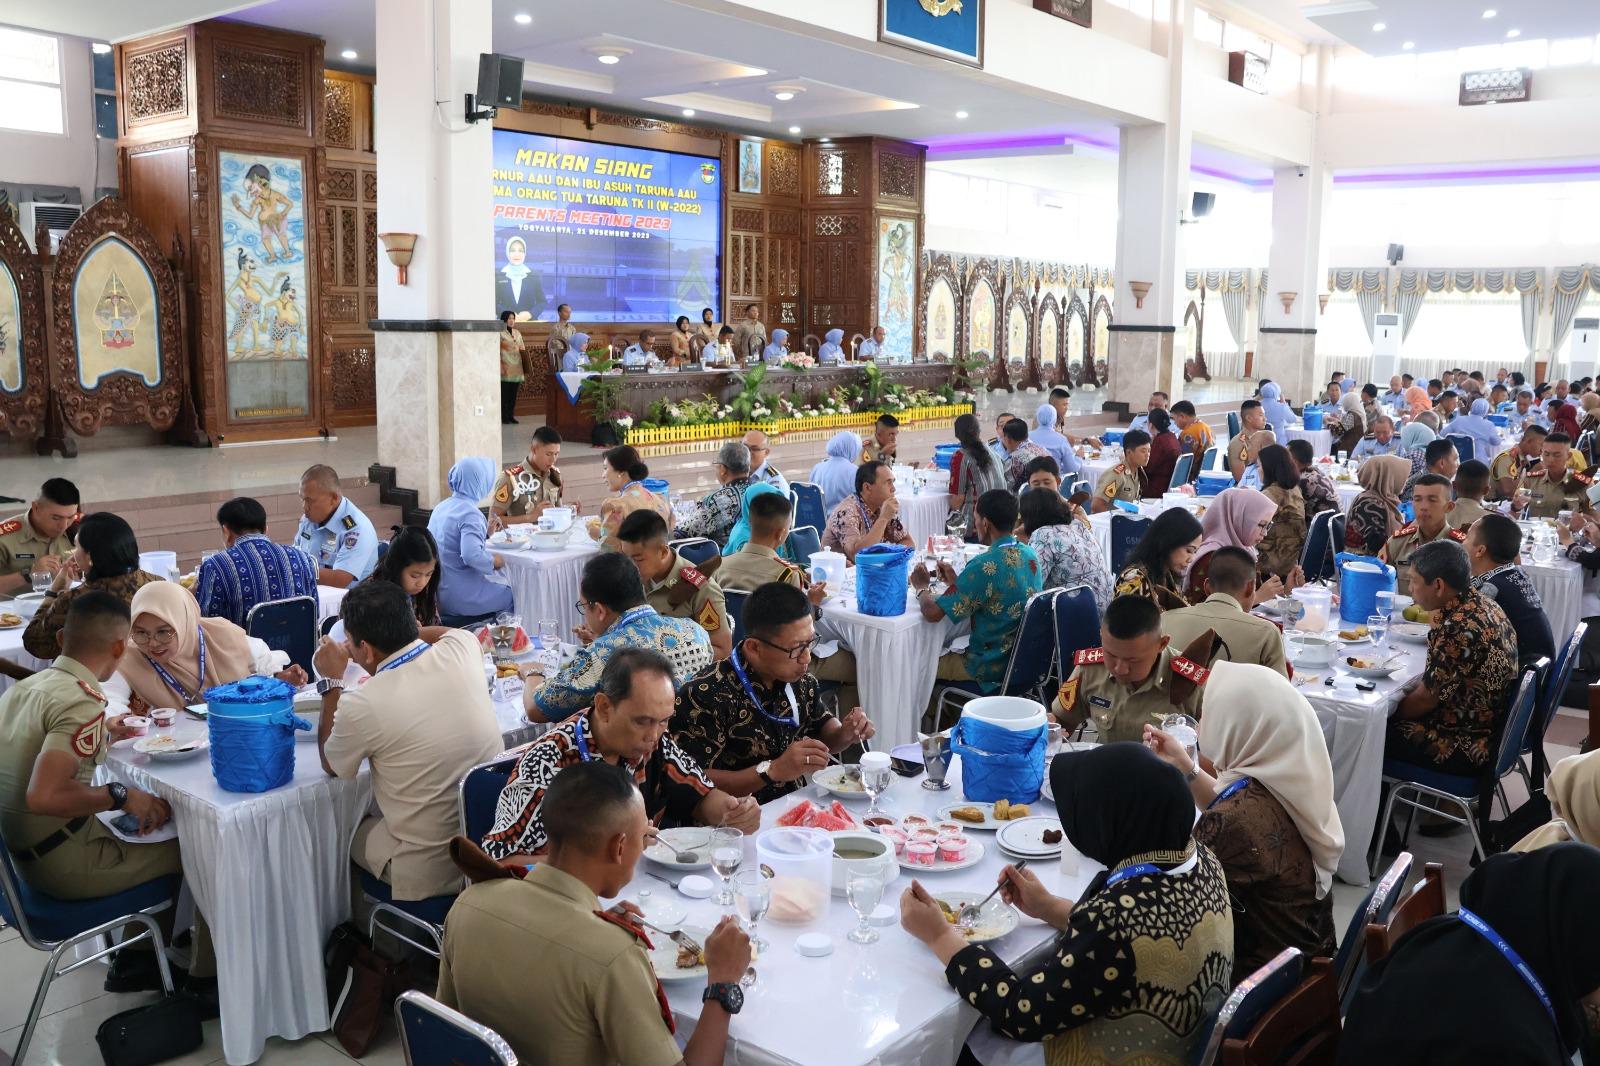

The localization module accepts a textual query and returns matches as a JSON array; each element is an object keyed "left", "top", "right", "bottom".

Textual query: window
[
  {"left": 92, "top": 43, "right": 116, "bottom": 138},
  {"left": 0, "top": 27, "right": 64, "bottom": 135}
]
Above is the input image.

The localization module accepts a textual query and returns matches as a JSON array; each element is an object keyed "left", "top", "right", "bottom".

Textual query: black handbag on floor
[{"left": 96, "top": 995, "right": 205, "bottom": 1066}]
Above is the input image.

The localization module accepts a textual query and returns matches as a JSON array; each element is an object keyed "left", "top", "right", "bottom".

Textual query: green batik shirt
[{"left": 936, "top": 536, "right": 1043, "bottom": 694}]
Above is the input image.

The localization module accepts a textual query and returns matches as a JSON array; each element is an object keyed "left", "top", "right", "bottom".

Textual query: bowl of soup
[{"left": 829, "top": 830, "right": 898, "bottom": 896}]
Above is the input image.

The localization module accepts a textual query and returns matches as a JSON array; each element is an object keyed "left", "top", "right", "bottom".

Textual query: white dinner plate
[
  {"left": 131, "top": 735, "right": 209, "bottom": 761},
  {"left": 1391, "top": 622, "right": 1430, "bottom": 645},
  {"left": 936, "top": 801, "right": 1004, "bottom": 830},
  {"left": 0, "top": 614, "right": 23, "bottom": 630},
  {"left": 1340, "top": 656, "right": 1404, "bottom": 680},
  {"left": 934, "top": 895, "right": 1020, "bottom": 944},
  {"left": 811, "top": 764, "right": 868, "bottom": 798},
  {"left": 899, "top": 838, "right": 986, "bottom": 873},
  {"left": 646, "top": 924, "right": 712, "bottom": 982},
  {"left": 995, "top": 816, "right": 1065, "bottom": 859},
  {"left": 643, "top": 827, "right": 717, "bottom": 871}
]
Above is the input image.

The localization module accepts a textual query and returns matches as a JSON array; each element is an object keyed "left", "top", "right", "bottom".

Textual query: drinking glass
[
  {"left": 734, "top": 869, "right": 771, "bottom": 956},
  {"left": 861, "top": 764, "right": 893, "bottom": 820},
  {"left": 1160, "top": 713, "right": 1199, "bottom": 764},
  {"left": 709, "top": 827, "right": 744, "bottom": 907},
  {"left": 1367, "top": 613, "right": 1389, "bottom": 651},
  {"left": 30, "top": 569, "right": 53, "bottom": 595},
  {"left": 1374, "top": 590, "right": 1395, "bottom": 621},
  {"left": 846, "top": 869, "right": 884, "bottom": 944}
]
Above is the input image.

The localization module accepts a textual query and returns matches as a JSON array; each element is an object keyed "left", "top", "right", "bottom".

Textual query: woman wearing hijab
[
  {"left": 1400, "top": 418, "right": 1438, "bottom": 481},
  {"left": 1115, "top": 506, "right": 1203, "bottom": 611},
  {"left": 559, "top": 330, "right": 590, "bottom": 374},
  {"left": 1029, "top": 403, "right": 1077, "bottom": 473},
  {"left": 1551, "top": 398, "right": 1583, "bottom": 442},
  {"left": 817, "top": 328, "right": 846, "bottom": 365},
  {"left": 948, "top": 413, "right": 1007, "bottom": 536},
  {"left": 1403, "top": 383, "right": 1433, "bottom": 421},
  {"left": 427, "top": 456, "right": 513, "bottom": 623},
  {"left": 1143, "top": 408, "right": 1182, "bottom": 496},
  {"left": 721, "top": 481, "right": 792, "bottom": 558},
  {"left": 1513, "top": 749, "right": 1600, "bottom": 852},
  {"left": 668, "top": 315, "right": 692, "bottom": 365},
  {"left": 1258, "top": 381, "right": 1295, "bottom": 444},
  {"left": 1333, "top": 391, "right": 1366, "bottom": 456},
  {"left": 1339, "top": 845, "right": 1600, "bottom": 1066},
  {"left": 114, "top": 582, "right": 304, "bottom": 711},
  {"left": 900, "top": 744, "right": 1233, "bottom": 1066},
  {"left": 1145, "top": 662, "right": 1343, "bottom": 981},
  {"left": 1344, "top": 453, "right": 1411, "bottom": 556},
  {"left": 1449, "top": 396, "right": 1505, "bottom": 462},
  {"left": 1580, "top": 393, "right": 1600, "bottom": 436},
  {"left": 1184, "top": 487, "right": 1278, "bottom": 602},
  {"left": 761, "top": 327, "right": 790, "bottom": 365},
  {"left": 809, "top": 431, "right": 862, "bottom": 513},
  {"left": 1255, "top": 443, "right": 1308, "bottom": 580}
]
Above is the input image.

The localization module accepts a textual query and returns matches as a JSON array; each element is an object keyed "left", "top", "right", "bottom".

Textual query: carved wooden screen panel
[
  {"left": 0, "top": 211, "right": 47, "bottom": 440},
  {"left": 919, "top": 253, "right": 962, "bottom": 361},
  {"left": 1002, "top": 289, "right": 1037, "bottom": 390},
  {"left": 318, "top": 150, "right": 377, "bottom": 427},
  {"left": 1036, "top": 292, "right": 1062, "bottom": 386},
  {"left": 50, "top": 198, "right": 186, "bottom": 435}
]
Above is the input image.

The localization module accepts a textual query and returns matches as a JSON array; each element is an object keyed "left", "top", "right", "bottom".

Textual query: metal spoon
[{"left": 959, "top": 859, "right": 1028, "bottom": 930}]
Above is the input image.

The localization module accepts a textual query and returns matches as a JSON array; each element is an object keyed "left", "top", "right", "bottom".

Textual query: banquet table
[
  {"left": 0, "top": 594, "right": 52, "bottom": 695},
  {"left": 1285, "top": 426, "right": 1333, "bottom": 456},
  {"left": 497, "top": 536, "right": 601, "bottom": 634},
  {"left": 1525, "top": 556, "right": 1584, "bottom": 649},
  {"left": 895, "top": 483, "right": 951, "bottom": 549},
  {"left": 100, "top": 693, "right": 535, "bottom": 1066},
  {"left": 631, "top": 757, "right": 1097, "bottom": 1066}
]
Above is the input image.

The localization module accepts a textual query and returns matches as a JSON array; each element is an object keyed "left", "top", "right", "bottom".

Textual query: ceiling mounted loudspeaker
[
  {"left": 467, "top": 53, "right": 525, "bottom": 122},
  {"left": 1386, "top": 243, "right": 1404, "bottom": 266},
  {"left": 1191, "top": 192, "right": 1216, "bottom": 219}
]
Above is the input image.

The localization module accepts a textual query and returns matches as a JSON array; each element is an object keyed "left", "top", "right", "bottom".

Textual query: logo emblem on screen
[
  {"left": 699, "top": 162, "right": 716, "bottom": 184},
  {"left": 919, "top": 0, "right": 963, "bottom": 13}
]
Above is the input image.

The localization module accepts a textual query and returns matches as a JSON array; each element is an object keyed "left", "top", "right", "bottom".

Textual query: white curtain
[
  {"left": 1396, "top": 289, "right": 1424, "bottom": 340},
  {"left": 1552, "top": 267, "right": 1595, "bottom": 355},
  {"left": 1521, "top": 289, "right": 1540, "bottom": 379},
  {"left": 1356, "top": 290, "right": 1384, "bottom": 342},
  {"left": 1217, "top": 289, "right": 1247, "bottom": 379}
]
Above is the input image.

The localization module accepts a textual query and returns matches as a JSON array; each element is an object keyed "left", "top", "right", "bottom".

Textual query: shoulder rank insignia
[
  {"left": 0, "top": 518, "right": 20, "bottom": 536},
  {"left": 1392, "top": 522, "right": 1417, "bottom": 538},
  {"left": 1573, "top": 471, "right": 1594, "bottom": 486},
  {"left": 593, "top": 909, "right": 677, "bottom": 1035},
  {"left": 1170, "top": 655, "right": 1211, "bottom": 684},
  {"left": 341, "top": 515, "right": 357, "bottom": 531},
  {"left": 679, "top": 564, "right": 707, "bottom": 589},
  {"left": 1074, "top": 647, "right": 1105, "bottom": 666},
  {"left": 1447, "top": 527, "right": 1468, "bottom": 542},
  {"left": 696, "top": 599, "right": 722, "bottom": 632},
  {"left": 506, "top": 464, "right": 525, "bottom": 477},
  {"left": 70, "top": 712, "right": 105, "bottom": 759},
  {"left": 77, "top": 680, "right": 107, "bottom": 705}
]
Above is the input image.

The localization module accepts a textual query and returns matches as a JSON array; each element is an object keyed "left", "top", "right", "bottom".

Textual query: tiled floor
[{"left": 3, "top": 707, "right": 1579, "bottom": 1064}]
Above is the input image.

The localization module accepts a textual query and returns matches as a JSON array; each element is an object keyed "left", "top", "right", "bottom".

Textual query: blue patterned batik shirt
[{"left": 195, "top": 533, "right": 321, "bottom": 626}]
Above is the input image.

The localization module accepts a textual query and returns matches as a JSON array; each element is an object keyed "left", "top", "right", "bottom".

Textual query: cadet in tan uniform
[
  {"left": 1489, "top": 424, "right": 1544, "bottom": 500},
  {"left": 616, "top": 509, "right": 731, "bottom": 659},
  {"left": 1053, "top": 594, "right": 1207, "bottom": 743},
  {"left": 0, "top": 590, "right": 212, "bottom": 995},
  {"left": 491, "top": 425, "right": 566, "bottom": 526},
  {"left": 1229, "top": 401, "right": 1268, "bottom": 484},
  {"left": 1447, "top": 460, "right": 1493, "bottom": 531},
  {"left": 859, "top": 414, "right": 900, "bottom": 464},
  {"left": 0, "top": 477, "right": 80, "bottom": 595},
  {"left": 1381, "top": 473, "right": 1465, "bottom": 588},
  {"left": 1160, "top": 546, "right": 1289, "bottom": 677},
  {"left": 731, "top": 302, "right": 766, "bottom": 360},
  {"left": 1511, "top": 432, "right": 1594, "bottom": 520},
  {"left": 438, "top": 760, "right": 750, "bottom": 1066},
  {"left": 1091, "top": 430, "right": 1151, "bottom": 514}
]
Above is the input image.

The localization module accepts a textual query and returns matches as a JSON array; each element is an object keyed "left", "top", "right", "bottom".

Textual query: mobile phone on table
[
  {"left": 111, "top": 812, "right": 142, "bottom": 835},
  {"left": 1325, "top": 677, "right": 1377, "bottom": 692}
]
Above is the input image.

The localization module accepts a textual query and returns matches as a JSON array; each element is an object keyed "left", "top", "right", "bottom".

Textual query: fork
[
  {"left": 636, "top": 915, "right": 702, "bottom": 956},
  {"left": 959, "top": 859, "right": 1028, "bottom": 929}
]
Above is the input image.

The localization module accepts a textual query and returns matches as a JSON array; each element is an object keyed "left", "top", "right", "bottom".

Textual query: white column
[
  {"left": 373, "top": 0, "right": 500, "bottom": 506},
  {"left": 1107, "top": 0, "right": 1194, "bottom": 406},
  {"left": 1257, "top": 162, "right": 1332, "bottom": 402}
]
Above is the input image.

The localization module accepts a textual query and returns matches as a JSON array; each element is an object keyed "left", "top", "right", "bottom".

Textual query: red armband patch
[
  {"left": 1170, "top": 655, "right": 1211, "bottom": 684},
  {"left": 1074, "top": 647, "right": 1105, "bottom": 666}
]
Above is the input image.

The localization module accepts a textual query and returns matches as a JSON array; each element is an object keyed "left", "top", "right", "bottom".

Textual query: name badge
[{"left": 1089, "top": 695, "right": 1112, "bottom": 708}]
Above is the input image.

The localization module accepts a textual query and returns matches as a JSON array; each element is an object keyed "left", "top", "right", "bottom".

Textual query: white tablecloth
[
  {"left": 817, "top": 585, "right": 957, "bottom": 752},
  {"left": 498, "top": 540, "right": 601, "bottom": 633},
  {"left": 896, "top": 488, "right": 949, "bottom": 549},
  {"left": 637, "top": 758, "right": 1097, "bottom": 1066},
  {"left": 1526, "top": 557, "right": 1584, "bottom": 649},
  {"left": 316, "top": 584, "right": 348, "bottom": 624},
  {"left": 1285, "top": 426, "right": 1334, "bottom": 456},
  {"left": 0, "top": 595, "right": 51, "bottom": 695},
  {"left": 101, "top": 695, "right": 533, "bottom": 1065}
]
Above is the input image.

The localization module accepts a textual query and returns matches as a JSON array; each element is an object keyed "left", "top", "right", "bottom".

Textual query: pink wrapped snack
[
  {"left": 937, "top": 835, "right": 969, "bottom": 863},
  {"left": 878, "top": 826, "right": 908, "bottom": 857},
  {"left": 911, "top": 827, "right": 941, "bottom": 842},
  {"left": 905, "top": 841, "right": 936, "bottom": 867},
  {"left": 902, "top": 814, "right": 929, "bottom": 826},
  {"left": 937, "top": 821, "right": 963, "bottom": 835}
]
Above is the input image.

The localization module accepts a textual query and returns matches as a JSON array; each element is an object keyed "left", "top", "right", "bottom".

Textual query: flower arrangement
[{"left": 780, "top": 353, "right": 815, "bottom": 372}]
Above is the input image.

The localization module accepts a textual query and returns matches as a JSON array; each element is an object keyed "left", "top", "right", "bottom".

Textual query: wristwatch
[
  {"left": 106, "top": 782, "right": 129, "bottom": 811},
  {"left": 1185, "top": 765, "right": 1201, "bottom": 783},
  {"left": 702, "top": 981, "right": 744, "bottom": 1014},
  {"left": 316, "top": 677, "right": 345, "bottom": 696},
  {"left": 755, "top": 760, "right": 774, "bottom": 786}
]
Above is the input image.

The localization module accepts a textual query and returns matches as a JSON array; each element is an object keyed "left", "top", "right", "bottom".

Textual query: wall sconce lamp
[
  {"left": 1128, "top": 280, "right": 1152, "bottom": 309},
  {"left": 377, "top": 232, "right": 418, "bottom": 285},
  {"left": 1278, "top": 291, "right": 1298, "bottom": 314}
]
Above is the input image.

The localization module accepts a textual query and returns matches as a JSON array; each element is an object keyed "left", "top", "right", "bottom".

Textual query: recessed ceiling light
[
  {"left": 514, "top": 12, "right": 532, "bottom": 24},
  {"left": 681, "top": 108, "right": 695, "bottom": 117},
  {"left": 788, "top": 125, "right": 801, "bottom": 134},
  {"left": 1372, "top": 21, "right": 1386, "bottom": 31},
  {"left": 340, "top": 49, "right": 358, "bottom": 60},
  {"left": 774, "top": 91, "right": 794, "bottom": 101},
  {"left": 1506, "top": 28, "right": 1520, "bottom": 37},
  {"left": 91, "top": 42, "right": 111, "bottom": 54},
  {"left": 1402, "top": 40, "right": 1415, "bottom": 49},
  {"left": 590, "top": 46, "right": 631, "bottom": 65},
  {"left": 1482, "top": 8, "right": 1497, "bottom": 17},
  {"left": 955, "top": 110, "right": 969, "bottom": 119}
]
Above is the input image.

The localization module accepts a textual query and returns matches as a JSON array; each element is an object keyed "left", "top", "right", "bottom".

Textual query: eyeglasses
[
  {"left": 130, "top": 627, "right": 178, "bottom": 647},
  {"left": 751, "top": 634, "right": 820, "bottom": 661},
  {"left": 575, "top": 600, "right": 594, "bottom": 614}
]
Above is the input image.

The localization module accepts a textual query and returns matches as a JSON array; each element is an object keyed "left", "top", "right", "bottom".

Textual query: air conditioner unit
[
  {"left": 1371, "top": 312, "right": 1401, "bottom": 383},
  {"left": 1572, "top": 317, "right": 1600, "bottom": 382},
  {"left": 17, "top": 202, "right": 83, "bottom": 253}
]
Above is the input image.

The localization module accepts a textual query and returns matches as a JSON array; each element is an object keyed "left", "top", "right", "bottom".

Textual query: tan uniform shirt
[
  {"left": 0, "top": 513, "right": 73, "bottom": 577},
  {"left": 0, "top": 656, "right": 108, "bottom": 851},
  {"left": 1227, "top": 433, "right": 1256, "bottom": 478},
  {"left": 1516, "top": 468, "right": 1594, "bottom": 519},
  {"left": 549, "top": 321, "right": 577, "bottom": 348},
  {"left": 1447, "top": 497, "right": 1492, "bottom": 531},
  {"left": 1489, "top": 448, "right": 1533, "bottom": 498},
  {"left": 1053, "top": 645, "right": 1206, "bottom": 744},
  {"left": 1381, "top": 522, "right": 1467, "bottom": 589},
  {"left": 645, "top": 552, "right": 728, "bottom": 638},
  {"left": 437, "top": 868, "right": 683, "bottom": 1066},
  {"left": 491, "top": 462, "right": 563, "bottom": 517},
  {"left": 716, "top": 542, "right": 807, "bottom": 592},
  {"left": 1160, "top": 593, "right": 1288, "bottom": 677},
  {"left": 732, "top": 319, "right": 766, "bottom": 359},
  {"left": 1095, "top": 463, "right": 1145, "bottom": 506},
  {"left": 860, "top": 437, "right": 896, "bottom": 464},
  {"left": 323, "top": 631, "right": 505, "bottom": 900}
]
